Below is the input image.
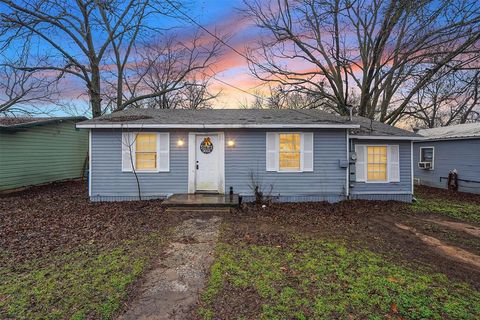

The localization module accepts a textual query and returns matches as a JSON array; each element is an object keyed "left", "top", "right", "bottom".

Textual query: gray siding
[
  {"left": 225, "top": 129, "right": 347, "bottom": 200},
  {"left": 414, "top": 138, "right": 480, "bottom": 194},
  {"left": 90, "top": 130, "right": 414, "bottom": 202},
  {"left": 90, "top": 128, "right": 348, "bottom": 202},
  {"left": 350, "top": 139, "right": 413, "bottom": 202},
  {"left": 91, "top": 129, "right": 188, "bottom": 200}
]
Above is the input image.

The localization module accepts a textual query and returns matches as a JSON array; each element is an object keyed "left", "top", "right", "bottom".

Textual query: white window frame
[
  {"left": 266, "top": 132, "right": 313, "bottom": 173},
  {"left": 356, "top": 144, "right": 399, "bottom": 184},
  {"left": 364, "top": 145, "right": 389, "bottom": 184},
  {"left": 278, "top": 132, "right": 303, "bottom": 172},
  {"left": 121, "top": 132, "right": 170, "bottom": 173},
  {"left": 419, "top": 146, "right": 435, "bottom": 170}
]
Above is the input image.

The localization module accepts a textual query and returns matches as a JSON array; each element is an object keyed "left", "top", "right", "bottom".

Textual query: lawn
[
  {"left": 0, "top": 181, "right": 175, "bottom": 320},
  {"left": 413, "top": 186, "right": 480, "bottom": 224},
  {"left": 0, "top": 233, "right": 164, "bottom": 319},
  {"left": 196, "top": 187, "right": 480, "bottom": 320}
]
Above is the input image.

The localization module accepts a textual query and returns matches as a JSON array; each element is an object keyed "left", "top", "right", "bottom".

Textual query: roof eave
[
  {"left": 350, "top": 135, "right": 425, "bottom": 140},
  {"left": 76, "top": 123, "right": 361, "bottom": 129}
]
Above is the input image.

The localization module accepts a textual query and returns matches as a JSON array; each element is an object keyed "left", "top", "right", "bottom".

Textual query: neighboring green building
[{"left": 0, "top": 117, "right": 88, "bottom": 192}]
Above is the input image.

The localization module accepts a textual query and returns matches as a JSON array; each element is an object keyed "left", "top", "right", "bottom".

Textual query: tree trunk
[{"left": 90, "top": 64, "right": 102, "bottom": 118}]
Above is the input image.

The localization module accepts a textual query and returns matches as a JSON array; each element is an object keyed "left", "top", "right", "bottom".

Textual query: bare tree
[
  {"left": 240, "top": 85, "right": 326, "bottom": 109},
  {"left": 244, "top": 0, "right": 480, "bottom": 124},
  {"left": 109, "top": 33, "right": 222, "bottom": 110},
  {"left": 0, "top": 45, "right": 59, "bottom": 115},
  {"left": 404, "top": 69, "right": 480, "bottom": 128},
  {"left": 0, "top": 0, "right": 178, "bottom": 117}
]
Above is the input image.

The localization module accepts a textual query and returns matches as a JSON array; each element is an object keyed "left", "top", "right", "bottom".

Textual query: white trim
[
  {"left": 351, "top": 135, "right": 425, "bottom": 141},
  {"left": 187, "top": 132, "right": 225, "bottom": 194},
  {"left": 88, "top": 129, "right": 92, "bottom": 197},
  {"left": 415, "top": 136, "right": 480, "bottom": 142},
  {"left": 346, "top": 130, "right": 349, "bottom": 197},
  {"left": 276, "top": 132, "right": 304, "bottom": 173},
  {"left": 419, "top": 146, "right": 435, "bottom": 170},
  {"left": 357, "top": 144, "right": 392, "bottom": 184},
  {"left": 77, "top": 123, "right": 360, "bottom": 129}
]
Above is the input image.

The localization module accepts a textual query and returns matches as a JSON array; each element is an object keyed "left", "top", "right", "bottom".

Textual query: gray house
[
  {"left": 414, "top": 123, "right": 480, "bottom": 194},
  {"left": 76, "top": 109, "right": 421, "bottom": 203}
]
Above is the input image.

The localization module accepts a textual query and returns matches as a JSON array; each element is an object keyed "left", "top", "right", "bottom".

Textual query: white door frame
[{"left": 188, "top": 132, "right": 225, "bottom": 194}]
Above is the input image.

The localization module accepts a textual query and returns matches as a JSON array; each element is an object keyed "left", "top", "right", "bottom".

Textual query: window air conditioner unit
[{"left": 418, "top": 162, "right": 432, "bottom": 169}]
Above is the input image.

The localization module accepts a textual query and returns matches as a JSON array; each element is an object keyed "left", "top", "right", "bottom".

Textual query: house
[
  {"left": 76, "top": 109, "right": 422, "bottom": 203},
  {"left": 414, "top": 123, "right": 480, "bottom": 194},
  {"left": 0, "top": 116, "right": 88, "bottom": 192}
]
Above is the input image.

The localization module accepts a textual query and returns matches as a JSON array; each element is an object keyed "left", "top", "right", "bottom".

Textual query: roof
[
  {"left": 0, "top": 116, "right": 88, "bottom": 132},
  {"left": 417, "top": 123, "right": 480, "bottom": 141},
  {"left": 76, "top": 109, "right": 421, "bottom": 139}
]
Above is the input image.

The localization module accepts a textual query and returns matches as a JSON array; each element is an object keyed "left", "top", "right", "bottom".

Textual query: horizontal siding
[
  {"left": 350, "top": 139, "right": 413, "bottom": 202},
  {"left": 91, "top": 129, "right": 188, "bottom": 196},
  {"left": 91, "top": 129, "right": 348, "bottom": 200},
  {"left": 0, "top": 122, "right": 88, "bottom": 190},
  {"left": 414, "top": 139, "right": 480, "bottom": 194},
  {"left": 225, "top": 129, "right": 347, "bottom": 197}
]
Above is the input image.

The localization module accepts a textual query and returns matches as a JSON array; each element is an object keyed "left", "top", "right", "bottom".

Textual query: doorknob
[{"left": 196, "top": 164, "right": 199, "bottom": 169}]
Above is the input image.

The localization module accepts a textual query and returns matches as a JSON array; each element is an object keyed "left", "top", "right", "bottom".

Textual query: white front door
[{"left": 195, "top": 134, "right": 219, "bottom": 191}]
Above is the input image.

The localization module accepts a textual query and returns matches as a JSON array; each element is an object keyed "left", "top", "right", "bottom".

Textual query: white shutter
[
  {"left": 158, "top": 133, "right": 170, "bottom": 172},
  {"left": 122, "top": 132, "right": 136, "bottom": 172},
  {"left": 302, "top": 132, "right": 314, "bottom": 171},
  {"left": 266, "top": 132, "right": 278, "bottom": 171},
  {"left": 388, "top": 145, "right": 400, "bottom": 182},
  {"left": 355, "top": 145, "right": 366, "bottom": 182}
]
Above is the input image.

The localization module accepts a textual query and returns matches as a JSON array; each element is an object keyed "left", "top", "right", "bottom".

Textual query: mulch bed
[{"left": 0, "top": 181, "right": 179, "bottom": 264}]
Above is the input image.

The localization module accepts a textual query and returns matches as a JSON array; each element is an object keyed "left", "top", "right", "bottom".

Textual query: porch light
[
  {"left": 227, "top": 139, "right": 235, "bottom": 147},
  {"left": 177, "top": 139, "right": 185, "bottom": 146}
]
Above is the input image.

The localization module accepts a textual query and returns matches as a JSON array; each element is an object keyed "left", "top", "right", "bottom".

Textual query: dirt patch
[
  {"left": 118, "top": 216, "right": 222, "bottom": 320},
  {"left": 395, "top": 223, "right": 480, "bottom": 268},
  {"left": 423, "top": 218, "right": 480, "bottom": 238}
]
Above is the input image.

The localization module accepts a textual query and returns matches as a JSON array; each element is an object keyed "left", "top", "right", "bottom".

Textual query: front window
[
  {"left": 367, "top": 146, "right": 387, "bottom": 181},
  {"left": 279, "top": 133, "right": 301, "bottom": 171},
  {"left": 135, "top": 133, "right": 157, "bottom": 170}
]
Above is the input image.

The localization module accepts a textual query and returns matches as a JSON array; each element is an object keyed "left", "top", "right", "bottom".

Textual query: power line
[{"left": 165, "top": 0, "right": 270, "bottom": 102}]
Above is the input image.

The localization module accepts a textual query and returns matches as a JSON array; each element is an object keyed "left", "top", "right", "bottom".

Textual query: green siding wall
[{"left": 0, "top": 121, "right": 88, "bottom": 191}]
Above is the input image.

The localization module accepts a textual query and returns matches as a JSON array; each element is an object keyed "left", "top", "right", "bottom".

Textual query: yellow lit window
[
  {"left": 367, "top": 146, "right": 387, "bottom": 181},
  {"left": 135, "top": 133, "right": 157, "bottom": 170},
  {"left": 279, "top": 133, "right": 301, "bottom": 170}
]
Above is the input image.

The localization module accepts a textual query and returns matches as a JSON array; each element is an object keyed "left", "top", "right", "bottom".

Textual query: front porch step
[
  {"left": 164, "top": 207, "right": 233, "bottom": 213},
  {"left": 162, "top": 193, "right": 239, "bottom": 208}
]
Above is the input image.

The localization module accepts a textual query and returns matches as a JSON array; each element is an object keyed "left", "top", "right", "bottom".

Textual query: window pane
[
  {"left": 136, "top": 133, "right": 157, "bottom": 152},
  {"left": 136, "top": 133, "right": 157, "bottom": 170},
  {"left": 279, "top": 133, "right": 301, "bottom": 170},
  {"left": 366, "top": 146, "right": 387, "bottom": 181},
  {"left": 136, "top": 153, "right": 156, "bottom": 170},
  {"left": 421, "top": 148, "right": 433, "bottom": 162}
]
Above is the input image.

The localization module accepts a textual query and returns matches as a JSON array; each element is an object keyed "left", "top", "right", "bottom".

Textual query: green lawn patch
[
  {"left": 199, "top": 239, "right": 480, "bottom": 319},
  {"left": 0, "top": 232, "right": 165, "bottom": 320},
  {"left": 412, "top": 198, "right": 480, "bottom": 224}
]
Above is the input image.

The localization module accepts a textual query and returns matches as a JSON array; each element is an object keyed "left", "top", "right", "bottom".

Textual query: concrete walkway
[{"left": 118, "top": 216, "right": 222, "bottom": 320}]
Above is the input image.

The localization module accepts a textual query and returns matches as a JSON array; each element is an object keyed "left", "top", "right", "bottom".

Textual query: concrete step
[{"left": 164, "top": 207, "right": 232, "bottom": 213}]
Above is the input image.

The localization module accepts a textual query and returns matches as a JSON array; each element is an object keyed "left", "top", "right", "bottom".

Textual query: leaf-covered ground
[
  {"left": 0, "top": 181, "right": 185, "bottom": 319},
  {"left": 196, "top": 186, "right": 480, "bottom": 319}
]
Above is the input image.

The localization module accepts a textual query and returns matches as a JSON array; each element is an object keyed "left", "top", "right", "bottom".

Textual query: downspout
[{"left": 346, "top": 129, "right": 350, "bottom": 199}]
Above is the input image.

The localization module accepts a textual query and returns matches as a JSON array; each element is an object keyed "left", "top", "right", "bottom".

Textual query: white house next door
[{"left": 195, "top": 134, "right": 219, "bottom": 192}]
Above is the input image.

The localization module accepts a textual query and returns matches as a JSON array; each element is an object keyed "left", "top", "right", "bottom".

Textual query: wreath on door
[{"left": 200, "top": 137, "right": 213, "bottom": 154}]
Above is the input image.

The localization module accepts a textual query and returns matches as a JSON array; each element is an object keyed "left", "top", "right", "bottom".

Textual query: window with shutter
[{"left": 266, "top": 132, "right": 313, "bottom": 172}]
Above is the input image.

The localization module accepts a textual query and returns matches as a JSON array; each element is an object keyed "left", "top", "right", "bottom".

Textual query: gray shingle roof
[
  {"left": 0, "top": 116, "right": 87, "bottom": 132},
  {"left": 417, "top": 123, "right": 480, "bottom": 140},
  {"left": 77, "top": 108, "right": 419, "bottom": 138}
]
